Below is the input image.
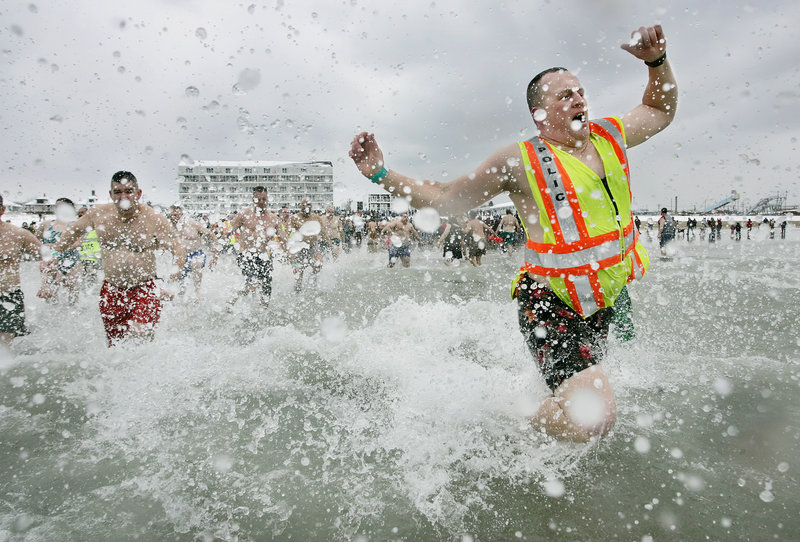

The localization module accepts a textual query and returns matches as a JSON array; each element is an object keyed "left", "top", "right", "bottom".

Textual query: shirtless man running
[
  {"left": 167, "top": 204, "right": 218, "bottom": 296},
  {"left": 53, "top": 171, "right": 185, "bottom": 346},
  {"left": 287, "top": 198, "right": 330, "bottom": 292},
  {"left": 463, "top": 211, "right": 494, "bottom": 266},
  {"left": 381, "top": 213, "right": 421, "bottom": 268},
  {"left": 320, "top": 205, "right": 344, "bottom": 260},
  {"left": 496, "top": 209, "right": 521, "bottom": 256},
  {"left": 227, "top": 186, "right": 281, "bottom": 308},
  {"left": 0, "top": 195, "right": 43, "bottom": 346}
]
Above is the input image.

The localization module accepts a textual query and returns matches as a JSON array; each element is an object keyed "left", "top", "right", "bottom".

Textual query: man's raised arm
[
  {"left": 620, "top": 24, "right": 678, "bottom": 148},
  {"left": 349, "top": 133, "right": 520, "bottom": 217}
]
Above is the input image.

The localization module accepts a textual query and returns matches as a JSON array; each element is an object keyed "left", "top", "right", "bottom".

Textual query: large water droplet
[
  {"left": 195, "top": 27, "right": 207, "bottom": 40},
  {"left": 235, "top": 68, "right": 261, "bottom": 93},
  {"left": 634, "top": 436, "right": 651, "bottom": 453},
  {"left": 391, "top": 198, "right": 410, "bottom": 214},
  {"left": 185, "top": 86, "right": 200, "bottom": 98},
  {"left": 412, "top": 207, "right": 441, "bottom": 233},
  {"left": 542, "top": 478, "right": 565, "bottom": 498},
  {"left": 298, "top": 220, "right": 321, "bottom": 236}
]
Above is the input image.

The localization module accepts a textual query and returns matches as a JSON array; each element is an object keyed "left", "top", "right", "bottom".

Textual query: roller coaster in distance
[{"left": 697, "top": 191, "right": 796, "bottom": 215}]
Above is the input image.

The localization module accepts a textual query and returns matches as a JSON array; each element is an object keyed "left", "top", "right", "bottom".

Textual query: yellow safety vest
[
  {"left": 79, "top": 228, "right": 102, "bottom": 262},
  {"left": 514, "top": 116, "right": 649, "bottom": 318}
]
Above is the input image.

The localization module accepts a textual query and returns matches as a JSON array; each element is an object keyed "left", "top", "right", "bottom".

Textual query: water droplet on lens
[
  {"left": 412, "top": 207, "right": 441, "bottom": 233},
  {"left": 235, "top": 68, "right": 261, "bottom": 93},
  {"left": 542, "top": 478, "right": 565, "bottom": 498}
]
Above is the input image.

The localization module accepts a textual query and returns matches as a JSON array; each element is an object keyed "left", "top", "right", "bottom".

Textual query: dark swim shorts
[
  {"left": 0, "top": 289, "right": 28, "bottom": 337},
  {"left": 516, "top": 275, "right": 613, "bottom": 391},
  {"left": 237, "top": 251, "right": 273, "bottom": 297}
]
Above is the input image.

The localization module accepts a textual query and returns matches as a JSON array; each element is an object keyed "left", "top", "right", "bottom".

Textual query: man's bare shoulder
[
  {"left": 0, "top": 222, "right": 30, "bottom": 241},
  {"left": 147, "top": 209, "right": 173, "bottom": 229},
  {"left": 183, "top": 217, "right": 204, "bottom": 230},
  {"left": 85, "top": 203, "right": 120, "bottom": 224}
]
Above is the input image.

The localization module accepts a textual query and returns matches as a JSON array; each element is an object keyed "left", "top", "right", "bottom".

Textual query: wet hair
[
  {"left": 111, "top": 171, "right": 138, "bottom": 188},
  {"left": 253, "top": 186, "right": 267, "bottom": 194},
  {"left": 505, "top": 209, "right": 513, "bottom": 215},
  {"left": 56, "top": 197, "right": 75, "bottom": 207},
  {"left": 526, "top": 67, "right": 569, "bottom": 112}
]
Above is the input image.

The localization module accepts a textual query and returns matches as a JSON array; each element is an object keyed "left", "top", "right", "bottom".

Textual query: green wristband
[{"left": 369, "top": 167, "right": 388, "bottom": 183}]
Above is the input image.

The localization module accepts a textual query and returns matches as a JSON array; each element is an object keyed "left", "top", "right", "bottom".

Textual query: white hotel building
[{"left": 177, "top": 160, "right": 334, "bottom": 216}]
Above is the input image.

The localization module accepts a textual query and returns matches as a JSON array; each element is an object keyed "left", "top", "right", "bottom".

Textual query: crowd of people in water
[
  {"left": 1, "top": 23, "right": 793, "bottom": 444},
  {"left": 0, "top": 178, "right": 528, "bottom": 349},
  {"left": 634, "top": 209, "right": 791, "bottom": 257}
]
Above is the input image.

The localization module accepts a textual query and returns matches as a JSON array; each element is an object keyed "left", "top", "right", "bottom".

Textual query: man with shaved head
[
  {"left": 351, "top": 26, "right": 676, "bottom": 441},
  {"left": 54, "top": 171, "right": 185, "bottom": 346}
]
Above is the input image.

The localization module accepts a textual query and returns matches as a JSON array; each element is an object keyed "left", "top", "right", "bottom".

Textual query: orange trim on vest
[
  {"left": 590, "top": 120, "right": 629, "bottom": 180},
  {"left": 525, "top": 220, "right": 634, "bottom": 255},
  {"left": 523, "top": 140, "right": 566, "bottom": 245},
  {"left": 587, "top": 272, "right": 606, "bottom": 309},
  {"left": 522, "top": 250, "right": 625, "bottom": 278},
  {"left": 563, "top": 279, "right": 583, "bottom": 314},
  {"left": 521, "top": 231, "right": 636, "bottom": 278}
]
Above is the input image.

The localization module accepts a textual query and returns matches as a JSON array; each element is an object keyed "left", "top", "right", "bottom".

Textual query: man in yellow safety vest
[{"left": 349, "top": 25, "right": 676, "bottom": 442}]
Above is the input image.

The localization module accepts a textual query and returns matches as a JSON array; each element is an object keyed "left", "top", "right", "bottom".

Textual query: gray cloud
[{"left": 2, "top": 0, "right": 798, "bottom": 212}]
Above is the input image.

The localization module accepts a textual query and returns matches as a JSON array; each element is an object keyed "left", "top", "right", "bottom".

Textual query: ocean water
[{"left": 1, "top": 229, "right": 798, "bottom": 541}]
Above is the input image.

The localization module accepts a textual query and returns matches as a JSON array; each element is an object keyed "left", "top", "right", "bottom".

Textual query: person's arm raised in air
[
  {"left": 349, "top": 133, "right": 521, "bottom": 217},
  {"left": 620, "top": 24, "right": 678, "bottom": 148}
]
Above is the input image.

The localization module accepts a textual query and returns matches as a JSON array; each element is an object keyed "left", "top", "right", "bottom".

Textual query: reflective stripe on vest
[
  {"left": 523, "top": 220, "right": 636, "bottom": 276},
  {"left": 526, "top": 138, "right": 582, "bottom": 244}
]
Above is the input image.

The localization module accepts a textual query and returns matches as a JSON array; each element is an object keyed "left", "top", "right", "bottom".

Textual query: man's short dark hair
[
  {"left": 253, "top": 186, "right": 267, "bottom": 193},
  {"left": 111, "top": 171, "right": 138, "bottom": 188},
  {"left": 0, "top": 195, "right": 4, "bottom": 206},
  {"left": 661, "top": 207, "right": 668, "bottom": 213},
  {"left": 526, "top": 67, "right": 568, "bottom": 112}
]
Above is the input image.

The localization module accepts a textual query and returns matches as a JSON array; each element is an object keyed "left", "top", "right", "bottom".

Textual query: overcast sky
[{"left": 2, "top": 0, "right": 798, "bottom": 212}]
